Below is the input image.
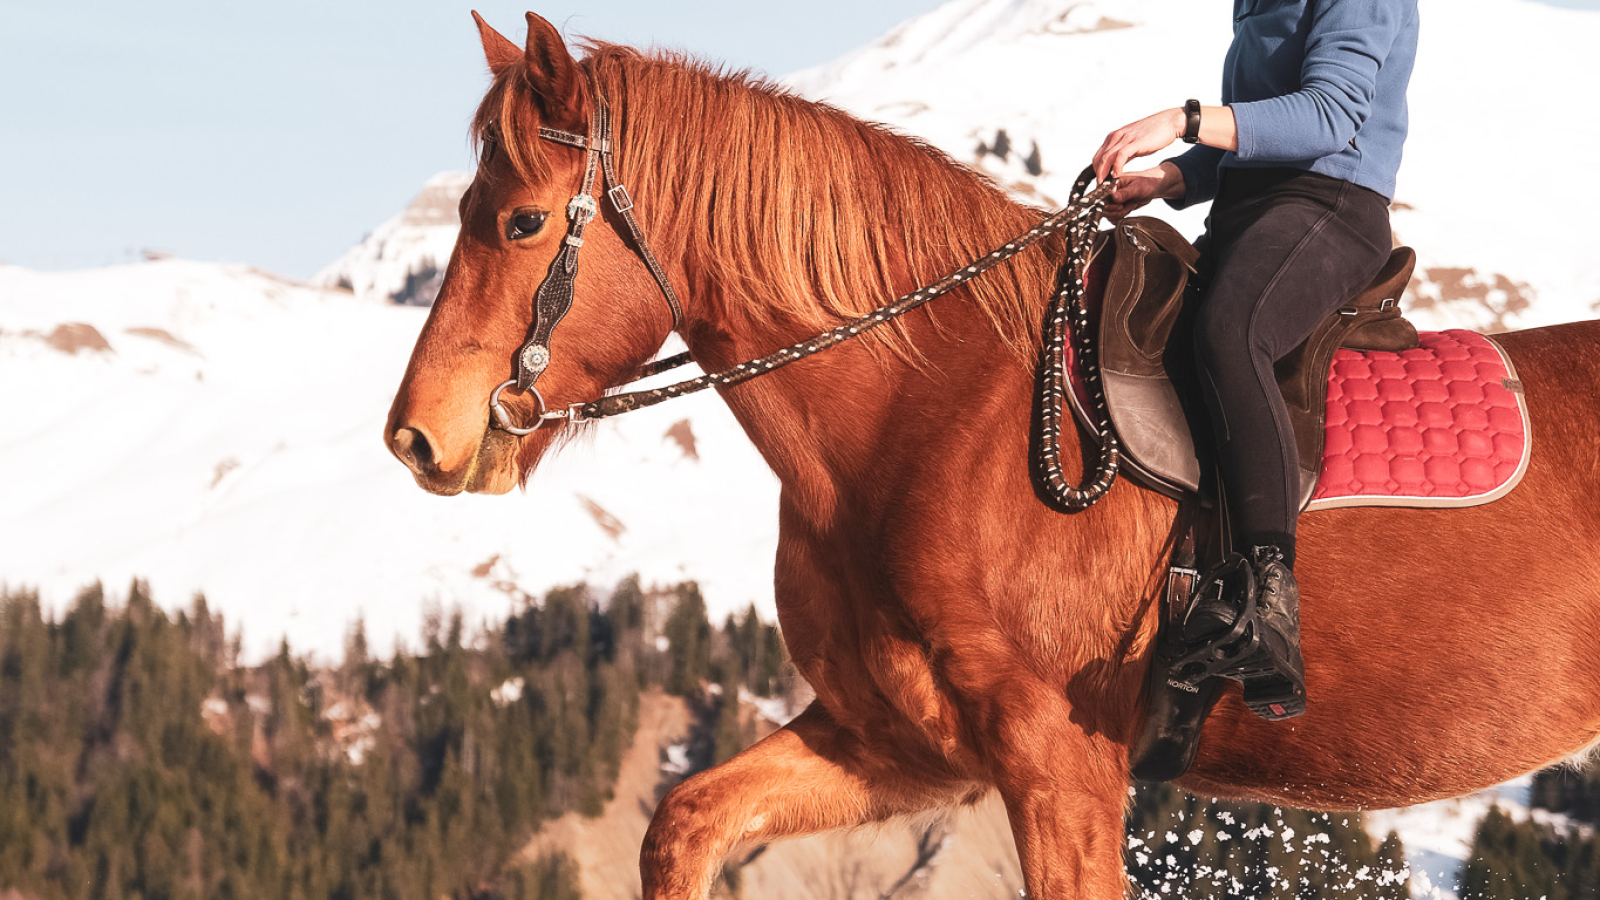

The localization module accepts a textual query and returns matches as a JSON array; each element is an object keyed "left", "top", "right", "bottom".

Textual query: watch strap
[{"left": 1182, "top": 99, "right": 1202, "bottom": 145}]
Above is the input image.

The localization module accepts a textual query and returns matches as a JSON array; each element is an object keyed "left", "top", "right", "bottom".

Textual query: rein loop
[{"left": 1035, "top": 169, "right": 1122, "bottom": 510}]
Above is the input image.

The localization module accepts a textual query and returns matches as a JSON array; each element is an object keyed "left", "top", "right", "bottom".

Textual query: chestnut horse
[{"left": 386, "top": 13, "right": 1600, "bottom": 898}]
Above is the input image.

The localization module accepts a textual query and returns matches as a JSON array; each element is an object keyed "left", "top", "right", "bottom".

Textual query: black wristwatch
[{"left": 1182, "top": 99, "right": 1202, "bottom": 144}]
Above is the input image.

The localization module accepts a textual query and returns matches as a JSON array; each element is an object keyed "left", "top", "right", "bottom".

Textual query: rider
[{"left": 1091, "top": 0, "right": 1420, "bottom": 721}]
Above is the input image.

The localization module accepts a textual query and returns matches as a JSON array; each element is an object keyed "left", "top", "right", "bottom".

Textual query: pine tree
[
  {"left": 0, "top": 578, "right": 661, "bottom": 900},
  {"left": 992, "top": 128, "right": 1012, "bottom": 160},
  {"left": 712, "top": 668, "right": 746, "bottom": 766},
  {"left": 1375, "top": 829, "right": 1411, "bottom": 899},
  {"left": 1023, "top": 141, "right": 1044, "bottom": 177},
  {"left": 1568, "top": 831, "right": 1600, "bottom": 900},
  {"left": 663, "top": 583, "right": 711, "bottom": 696}
]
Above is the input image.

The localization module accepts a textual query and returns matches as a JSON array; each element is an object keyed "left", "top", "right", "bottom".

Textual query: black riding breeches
[{"left": 1192, "top": 167, "right": 1393, "bottom": 554}]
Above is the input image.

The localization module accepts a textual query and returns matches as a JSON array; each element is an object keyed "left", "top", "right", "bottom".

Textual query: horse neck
[
  {"left": 670, "top": 196, "right": 1065, "bottom": 527},
  {"left": 599, "top": 58, "right": 1073, "bottom": 523},
  {"left": 683, "top": 282, "right": 1072, "bottom": 534}
]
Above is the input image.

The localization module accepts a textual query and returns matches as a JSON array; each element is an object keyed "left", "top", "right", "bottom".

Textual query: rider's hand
[
  {"left": 1102, "top": 163, "right": 1185, "bottom": 223},
  {"left": 1093, "top": 108, "right": 1185, "bottom": 182}
]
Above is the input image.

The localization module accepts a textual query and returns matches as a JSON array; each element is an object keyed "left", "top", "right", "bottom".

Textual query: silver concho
[
  {"left": 567, "top": 193, "right": 599, "bottom": 222},
  {"left": 520, "top": 343, "right": 551, "bottom": 376}
]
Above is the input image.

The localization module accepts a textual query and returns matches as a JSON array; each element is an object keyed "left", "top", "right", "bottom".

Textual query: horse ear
[
  {"left": 523, "top": 12, "right": 586, "bottom": 129},
  {"left": 472, "top": 11, "right": 520, "bottom": 76}
]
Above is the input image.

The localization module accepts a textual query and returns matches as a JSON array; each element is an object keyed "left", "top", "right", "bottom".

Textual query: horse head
[{"left": 386, "top": 12, "right": 681, "bottom": 495}]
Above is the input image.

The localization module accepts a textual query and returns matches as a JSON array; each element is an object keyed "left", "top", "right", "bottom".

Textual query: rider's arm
[
  {"left": 1229, "top": 0, "right": 1411, "bottom": 163},
  {"left": 1165, "top": 104, "right": 1237, "bottom": 209}
]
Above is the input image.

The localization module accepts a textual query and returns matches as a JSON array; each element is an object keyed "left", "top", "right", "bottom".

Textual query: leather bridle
[{"left": 485, "top": 93, "right": 686, "bottom": 436}]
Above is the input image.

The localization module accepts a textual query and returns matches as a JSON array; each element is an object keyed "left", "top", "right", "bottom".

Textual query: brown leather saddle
[{"left": 1080, "top": 217, "right": 1420, "bottom": 508}]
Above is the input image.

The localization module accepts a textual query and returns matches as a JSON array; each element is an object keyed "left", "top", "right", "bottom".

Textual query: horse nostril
[{"left": 391, "top": 426, "right": 438, "bottom": 477}]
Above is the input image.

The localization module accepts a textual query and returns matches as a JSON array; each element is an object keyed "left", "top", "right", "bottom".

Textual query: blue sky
[
  {"left": 0, "top": 2, "right": 942, "bottom": 278},
  {"left": 4, "top": 0, "right": 1595, "bottom": 278}
]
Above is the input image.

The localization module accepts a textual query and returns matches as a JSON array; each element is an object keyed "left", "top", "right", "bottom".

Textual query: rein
[{"left": 484, "top": 92, "right": 1121, "bottom": 509}]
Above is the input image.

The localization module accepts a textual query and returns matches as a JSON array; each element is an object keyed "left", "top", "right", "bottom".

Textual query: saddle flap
[{"left": 1095, "top": 218, "right": 1206, "bottom": 495}]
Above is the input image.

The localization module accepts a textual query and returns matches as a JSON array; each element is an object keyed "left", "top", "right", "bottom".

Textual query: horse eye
[{"left": 506, "top": 210, "right": 549, "bottom": 240}]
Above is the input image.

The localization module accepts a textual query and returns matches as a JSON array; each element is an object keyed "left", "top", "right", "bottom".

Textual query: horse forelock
[
  {"left": 469, "top": 61, "right": 568, "bottom": 187},
  {"left": 476, "top": 42, "right": 1060, "bottom": 367}
]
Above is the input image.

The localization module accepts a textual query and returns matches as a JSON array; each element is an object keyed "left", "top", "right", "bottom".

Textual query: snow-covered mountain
[
  {"left": 0, "top": 260, "right": 778, "bottom": 662},
  {"left": 1, "top": 0, "right": 1589, "bottom": 689},
  {"left": 317, "top": 171, "right": 473, "bottom": 306},
  {"left": 327, "top": 0, "right": 1600, "bottom": 332}
]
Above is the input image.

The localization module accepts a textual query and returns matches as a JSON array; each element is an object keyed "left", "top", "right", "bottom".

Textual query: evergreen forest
[
  {"left": 1125, "top": 784, "right": 1409, "bottom": 899},
  {"left": 1450, "top": 767, "right": 1600, "bottom": 900},
  {"left": 4, "top": 576, "right": 1596, "bottom": 899},
  {"left": 0, "top": 578, "right": 779, "bottom": 900}
]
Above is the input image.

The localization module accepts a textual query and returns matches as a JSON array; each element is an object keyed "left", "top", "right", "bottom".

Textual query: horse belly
[{"left": 1181, "top": 320, "right": 1600, "bottom": 810}]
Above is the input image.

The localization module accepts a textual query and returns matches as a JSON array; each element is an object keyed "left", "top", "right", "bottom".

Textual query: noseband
[{"left": 486, "top": 93, "right": 686, "bottom": 435}]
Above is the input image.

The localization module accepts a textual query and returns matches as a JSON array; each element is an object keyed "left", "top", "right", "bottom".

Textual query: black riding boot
[{"left": 1176, "top": 545, "right": 1306, "bottom": 721}]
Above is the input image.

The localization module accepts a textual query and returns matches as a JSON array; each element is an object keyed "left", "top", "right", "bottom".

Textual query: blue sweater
[{"left": 1168, "top": 0, "right": 1420, "bottom": 209}]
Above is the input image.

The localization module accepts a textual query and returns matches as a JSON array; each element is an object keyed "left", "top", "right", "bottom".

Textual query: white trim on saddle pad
[{"left": 1304, "top": 332, "right": 1532, "bottom": 513}]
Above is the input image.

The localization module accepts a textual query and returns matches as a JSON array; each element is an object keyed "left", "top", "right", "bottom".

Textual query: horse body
[{"left": 387, "top": 15, "right": 1600, "bottom": 897}]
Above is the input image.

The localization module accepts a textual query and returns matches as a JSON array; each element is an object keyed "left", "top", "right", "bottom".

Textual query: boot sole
[{"left": 1240, "top": 670, "right": 1306, "bottom": 721}]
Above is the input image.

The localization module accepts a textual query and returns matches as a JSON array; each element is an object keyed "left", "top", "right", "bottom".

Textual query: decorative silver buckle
[
  {"left": 567, "top": 193, "right": 598, "bottom": 223},
  {"left": 519, "top": 343, "right": 551, "bottom": 379}
]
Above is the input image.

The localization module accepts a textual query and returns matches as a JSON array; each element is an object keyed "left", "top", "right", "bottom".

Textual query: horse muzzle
[{"left": 389, "top": 422, "right": 521, "bottom": 495}]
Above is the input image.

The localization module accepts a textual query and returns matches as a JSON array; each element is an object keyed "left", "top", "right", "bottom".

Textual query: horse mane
[{"left": 471, "top": 44, "right": 1063, "bottom": 366}]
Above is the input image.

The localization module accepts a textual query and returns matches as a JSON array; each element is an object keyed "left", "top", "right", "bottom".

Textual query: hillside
[
  {"left": 0, "top": 260, "right": 778, "bottom": 662},
  {"left": 521, "top": 691, "right": 1029, "bottom": 900}
]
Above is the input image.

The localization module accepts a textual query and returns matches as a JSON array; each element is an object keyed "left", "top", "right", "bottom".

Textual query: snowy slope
[
  {"left": 788, "top": 0, "right": 1600, "bottom": 333},
  {"left": 1364, "top": 775, "right": 1594, "bottom": 900},
  {"left": 0, "top": 260, "right": 778, "bottom": 661}
]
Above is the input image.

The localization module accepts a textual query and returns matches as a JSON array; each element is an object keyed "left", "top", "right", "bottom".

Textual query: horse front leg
[
  {"left": 640, "top": 700, "right": 964, "bottom": 900},
  {"left": 983, "top": 677, "right": 1134, "bottom": 899}
]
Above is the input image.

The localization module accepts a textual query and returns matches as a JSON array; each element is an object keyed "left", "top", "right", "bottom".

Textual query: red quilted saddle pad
[
  {"left": 1062, "top": 321, "right": 1532, "bottom": 509},
  {"left": 1307, "top": 330, "right": 1531, "bottom": 510}
]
